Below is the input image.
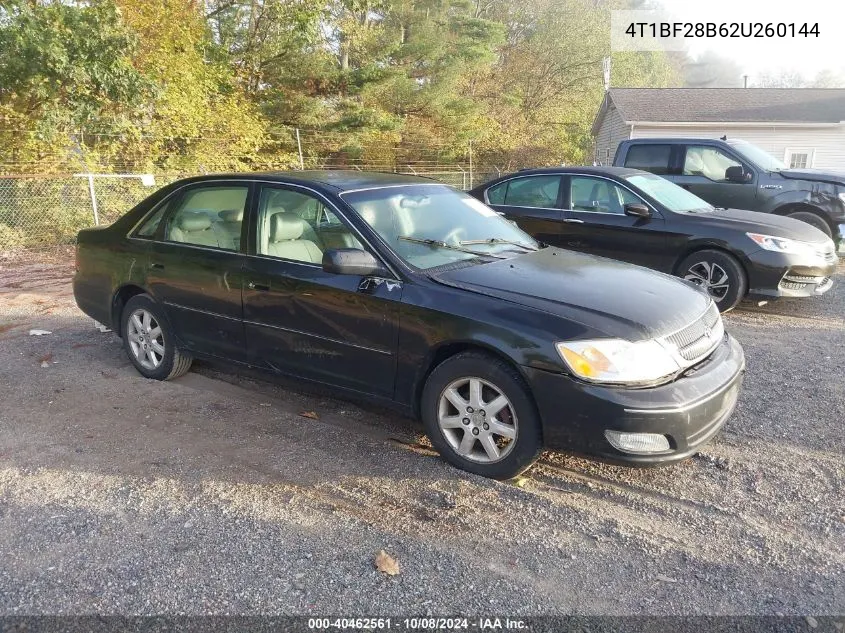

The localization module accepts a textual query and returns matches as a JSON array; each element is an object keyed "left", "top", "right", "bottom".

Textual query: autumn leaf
[
  {"left": 299, "top": 411, "right": 319, "bottom": 420},
  {"left": 374, "top": 550, "right": 400, "bottom": 576}
]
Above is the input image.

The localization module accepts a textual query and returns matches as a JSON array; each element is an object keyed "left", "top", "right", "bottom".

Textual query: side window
[
  {"left": 683, "top": 146, "right": 742, "bottom": 181},
  {"left": 257, "top": 187, "right": 362, "bottom": 264},
  {"left": 570, "top": 177, "right": 637, "bottom": 215},
  {"left": 165, "top": 185, "right": 248, "bottom": 251},
  {"left": 134, "top": 201, "right": 170, "bottom": 238},
  {"left": 502, "top": 176, "right": 561, "bottom": 208},
  {"left": 486, "top": 182, "right": 507, "bottom": 204},
  {"left": 624, "top": 144, "right": 672, "bottom": 175}
]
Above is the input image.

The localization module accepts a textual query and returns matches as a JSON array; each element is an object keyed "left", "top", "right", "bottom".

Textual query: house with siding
[{"left": 592, "top": 88, "right": 845, "bottom": 170}]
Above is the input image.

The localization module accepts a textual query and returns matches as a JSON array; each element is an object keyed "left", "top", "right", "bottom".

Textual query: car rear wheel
[
  {"left": 121, "top": 294, "right": 192, "bottom": 380},
  {"left": 787, "top": 211, "right": 833, "bottom": 238},
  {"left": 678, "top": 250, "right": 747, "bottom": 312},
  {"left": 421, "top": 351, "right": 542, "bottom": 480}
]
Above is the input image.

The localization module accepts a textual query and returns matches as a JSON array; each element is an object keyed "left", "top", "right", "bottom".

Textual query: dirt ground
[{"left": 0, "top": 254, "right": 843, "bottom": 617}]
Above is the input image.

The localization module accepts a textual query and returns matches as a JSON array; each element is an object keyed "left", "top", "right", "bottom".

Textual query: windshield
[
  {"left": 342, "top": 185, "right": 538, "bottom": 270},
  {"left": 624, "top": 173, "right": 714, "bottom": 213},
  {"left": 727, "top": 140, "right": 787, "bottom": 171}
]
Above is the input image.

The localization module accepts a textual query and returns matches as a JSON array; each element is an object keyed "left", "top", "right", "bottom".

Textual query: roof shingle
[{"left": 607, "top": 88, "right": 845, "bottom": 124}]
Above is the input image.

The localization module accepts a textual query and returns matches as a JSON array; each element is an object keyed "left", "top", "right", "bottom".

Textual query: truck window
[
  {"left": 683, "top": 146, "right": 743, "bottom": 181},
  {"left": 623, "top": 144, "right": 672, "bottom": 175}
]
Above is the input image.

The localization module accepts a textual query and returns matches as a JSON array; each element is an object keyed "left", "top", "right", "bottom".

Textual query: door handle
[
  {"left": 149, "top": 262, "right": 164, "bottom": 269},
  {"left": 562, "top": 218, "right": 584, "bottom": 224},
  {"left": 248, "top": 282, "right": 270, "bottom": 291}
]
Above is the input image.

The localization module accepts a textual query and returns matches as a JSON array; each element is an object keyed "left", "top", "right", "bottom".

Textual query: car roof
[
  {"left": 173, "top": 170, "right": 441, "bottom": 193},
  {"left": 620, "top": 138, "right": 734, "bottom": 144},
  {"left": 502, "top": 166, "right": 645, "bottom": 178}
]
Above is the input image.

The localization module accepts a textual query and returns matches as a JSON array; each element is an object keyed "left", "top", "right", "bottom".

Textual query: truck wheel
[
  {"left": 787, "top": 211, "right": 833, "bottom": 238},
  {"left": 677, "top": 250, "right": 747, "bottom": 312}
]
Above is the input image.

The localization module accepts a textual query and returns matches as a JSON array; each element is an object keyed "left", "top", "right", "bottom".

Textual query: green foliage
[{"left": 0, "top": 0, "right": 677, "bottom": 175}]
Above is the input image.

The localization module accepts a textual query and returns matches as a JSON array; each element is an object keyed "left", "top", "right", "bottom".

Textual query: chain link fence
[{"left": 0, "top": 165, "right": 503, "bottom": 253}]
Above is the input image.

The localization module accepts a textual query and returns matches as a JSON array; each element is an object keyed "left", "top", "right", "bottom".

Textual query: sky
[{"left": 633, "top": 0, "right": 845, "bottom": 82}]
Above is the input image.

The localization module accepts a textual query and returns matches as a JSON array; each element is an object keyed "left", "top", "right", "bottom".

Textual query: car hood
[
  {"left": 695, "top": 207, "right": 832, "bottom": 243},
  {"left": 430, "top": 248, "right": 711, "bottom": 341},
  {"left": 778, "top": 168, "right": 845, "bottom": 186}
]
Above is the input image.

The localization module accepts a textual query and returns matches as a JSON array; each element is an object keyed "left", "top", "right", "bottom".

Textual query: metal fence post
[
  {"left": 86, "top": 174, "right": 100, "bottom": 226},
  {"left": 296, "top": 128, "right": 304, "bottom": 170}
]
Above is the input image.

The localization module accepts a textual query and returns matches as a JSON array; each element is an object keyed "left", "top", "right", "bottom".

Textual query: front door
[
  {"left": 671, "top": 144, "right": 758, "bottom": 210},
  {"left": 144, "top": 182, "right": 251, "bottom": 360},
  {"left": 561, "top": 175, "right": 671, "bottom": 271},
  {"left": 242, "top": 184, "right": 401, "bottom": 397}
]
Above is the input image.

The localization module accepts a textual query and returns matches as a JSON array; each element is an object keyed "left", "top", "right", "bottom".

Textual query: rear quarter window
[{"left": 624, "top": 144, "right": 672, "bottom": 175}]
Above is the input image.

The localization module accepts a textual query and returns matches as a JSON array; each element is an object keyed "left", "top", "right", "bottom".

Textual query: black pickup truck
[{"left": 613, "top": 137, "right": 845, "bottom": 252}]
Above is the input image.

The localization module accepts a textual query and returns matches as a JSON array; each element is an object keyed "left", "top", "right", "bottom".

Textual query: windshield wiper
[
  {"left": 398, "top": 236, "right": 507, "bottom": 259},
  {"left": 459, "top": 237, "right": 538, "bottom": 251}
]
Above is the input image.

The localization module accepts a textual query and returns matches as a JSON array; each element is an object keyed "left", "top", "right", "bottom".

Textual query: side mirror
[
  {"left": 322, "top": 248, "right": 386, "bottom": 277},
  {"left": 725, "top": 166, "right": 752, "bottom": 183},
  {"left": 624, "top": 203, "right": 652, "bottom": 219}
]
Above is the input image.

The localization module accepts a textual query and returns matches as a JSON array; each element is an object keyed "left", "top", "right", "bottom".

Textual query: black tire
[
  {"left": 786, "top": 210, "right": 833, "bottom": 238},
  {"left": 677, "top": 249, "right": 747, "bottom": 313},
  {"left": 121, "top": 294, "right": 192, "bottom": 380},
  {"left": 421, "top": 351, "right": 543, "bottom": 480}
]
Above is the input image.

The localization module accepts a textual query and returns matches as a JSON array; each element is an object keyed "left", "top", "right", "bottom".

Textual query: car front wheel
[
  {"left": 677, "top": 249, "right": 747, "bottom": 312},
  {"left": 121, "top": 294, "right": 193, "bottom": 380},
  {"left": 421, "top": 352, "right": 543, "bottom": 480}
]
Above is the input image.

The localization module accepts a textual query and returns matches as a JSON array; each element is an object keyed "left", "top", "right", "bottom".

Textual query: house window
[{"left": 784, "top": 149, "right": 814, "bottom": 169}]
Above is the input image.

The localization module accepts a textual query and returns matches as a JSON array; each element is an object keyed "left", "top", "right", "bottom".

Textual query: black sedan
[
  {"left": 74, "top": 171, "right": 745, "bottom": 479},
  {"left": 470, "top": 167, "right": 838, "bottom": 311}
]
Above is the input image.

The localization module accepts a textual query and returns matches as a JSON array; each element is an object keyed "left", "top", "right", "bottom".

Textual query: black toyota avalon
[
  {"left": 74, "top": 171, "right": 745, "bottom": 479},
  {"left": 471, "top": 167, "right": 838, "bottom": 311}
]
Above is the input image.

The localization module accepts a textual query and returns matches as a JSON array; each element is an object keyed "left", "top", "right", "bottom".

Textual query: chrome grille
[{"left": 664, "top": 303, "right": 723, "bottom": 363}]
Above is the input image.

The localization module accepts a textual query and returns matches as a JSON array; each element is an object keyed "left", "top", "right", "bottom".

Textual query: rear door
[
  {"left": 483, "top": 174, "right": 565, "bottom": 245},
  {"left": 143, "top": 181, "right": 251, "bottom": 360},
  {"left": 674, "top": 144, "right": 759, "bottom": 210},
  {"left": 561, "top": 175, "right": 672, "bottom": 271},
  {"left": 619, "top": 143, "right": 676, "bottom": 178},
  {"left": 241, "top": 183, "right": 401, "bottom": 397}
]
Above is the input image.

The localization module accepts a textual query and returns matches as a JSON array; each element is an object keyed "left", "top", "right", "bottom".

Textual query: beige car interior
[{"left": 167, "top": 187, "right": 248, "bottom": 251}]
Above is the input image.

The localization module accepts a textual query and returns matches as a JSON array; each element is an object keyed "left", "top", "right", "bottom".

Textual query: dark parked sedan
[
  {"left": 74, "top": 171, "right": 745, "bottom": 479},
  {"left": 470, "top": 167, "right": 838, "bottom": 311}
]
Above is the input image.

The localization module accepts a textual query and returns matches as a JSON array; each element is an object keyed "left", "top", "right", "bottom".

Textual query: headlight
[
  {"left": 556, "top": 338, "right": 680, "bottom": 386},
  {"left": 746, "top": 232, "right": 817, "bottom": 256}
]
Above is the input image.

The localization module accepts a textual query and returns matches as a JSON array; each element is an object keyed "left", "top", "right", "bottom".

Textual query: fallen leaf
[
  {"left": 299, "top": 411, "right": 319, "bottom": 420},
  {"left": 71, "top": 343, "right": 94, "bottom": 349},
  {"left": 656, "top": 574, "right": 678, "bottom": 583},
  {"left": 511, "top": 476, "right": 529, "bottom": 488},
  {"left": 0, "top": 324, "right": 16, "bottom": 334},
  {"left": 38, "top": 353, "right": 53, "bottom": 364},
  {"left": 374, "top": 550, "right": 400, "bottom": 576}
]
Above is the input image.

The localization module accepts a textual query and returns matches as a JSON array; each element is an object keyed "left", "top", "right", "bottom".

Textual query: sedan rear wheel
[
  {"left": 422, "top": 351, "right": 542, "bottom": 480},
  {"left": 678, "top": 250, "right": 747, "bottom": 312},
  {"left": 121, "top": 294, "right": 192, "bottom": 380},
  {"left": 787, "top": 211, "right": 833, "bottom": 238}
]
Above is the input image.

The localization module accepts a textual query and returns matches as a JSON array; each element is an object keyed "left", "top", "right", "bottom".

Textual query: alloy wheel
[
  {"left": 126, "top": 308, "right": 165, "bottom": 370},
  {"left": 684, "top": 261, "right": 730, "bottom": 302},
  {"left": 437, "top": 377, "right": 518, "bottom": 463}
]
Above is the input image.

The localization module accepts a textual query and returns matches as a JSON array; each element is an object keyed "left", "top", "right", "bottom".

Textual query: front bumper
[
  {"left": 745, "top": 248, "right": 837, "bottom": 298},
  {"left": 523, "top": 335, "right": 745, "bottom": 465},
  {"left": 837, "top": 224, "right": 845, "bottom": 256}
]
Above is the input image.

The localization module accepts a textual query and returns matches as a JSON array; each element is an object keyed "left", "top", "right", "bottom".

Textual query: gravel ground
[{"left": 0, "top": 255, "right": 843, "bottom": 617}]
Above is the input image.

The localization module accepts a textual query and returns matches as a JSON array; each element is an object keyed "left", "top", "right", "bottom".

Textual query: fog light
[{"left": 604, "top": 430, "right": 671, "bottom": 454}]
